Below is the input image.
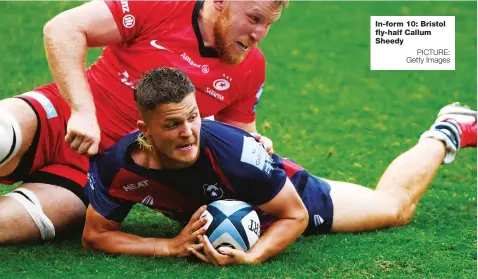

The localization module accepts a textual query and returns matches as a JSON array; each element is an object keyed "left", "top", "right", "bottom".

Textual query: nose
[
  {"left": 180, "top": 122, "right": 193, "bottom": 138},
  {"left": 250, "top": 24, "right": 267, "bottom": 43}
]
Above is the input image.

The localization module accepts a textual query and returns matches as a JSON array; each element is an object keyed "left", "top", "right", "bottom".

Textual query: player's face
[
  {"left": 214, "top": 0, "right": 282, "bottom": 64},
  {"left": 148, "top": 93, "right": 201, "bottom": 168}
]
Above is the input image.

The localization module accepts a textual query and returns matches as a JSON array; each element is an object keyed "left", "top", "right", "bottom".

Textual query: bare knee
[
  {"left": 0, "top": 98, "right": 37, "bottom": 176},
  {"left": 22, "top": 183, "right": 87, "bottom": 230},
  {"left": 0, "top": 184, "right": 87, "bottom": 244}
]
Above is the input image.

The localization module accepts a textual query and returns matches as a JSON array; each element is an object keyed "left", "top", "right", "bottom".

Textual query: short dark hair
[{"left": 134, "top": 68, "right": 195, "bottom": 111}]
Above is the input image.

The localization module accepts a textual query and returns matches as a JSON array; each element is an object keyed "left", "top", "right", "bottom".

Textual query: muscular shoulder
[
  {"left": 248, "top": 46, "right": 265, "bottom": 63},
  {"left": 201, "top": 120, "right": 271, "bottom": 175},
  {"left": 201, "top": 120, "right": 280, "bottom": 205},
  {"left": 231, "top": 46, "right": 266, "bottom": 92},
  {"left": 201, "top": 120, "right": 251, "bottom": 147},
  {"left": 242, "top": 46, "right": 266, "bottom": 73},
  {"left": 106, "top": 0, "right": 196, "bottom": 39}
]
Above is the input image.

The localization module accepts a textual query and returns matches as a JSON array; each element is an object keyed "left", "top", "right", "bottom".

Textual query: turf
[{"left": 0, "top": 1, "right": 476, "bottom": 278}]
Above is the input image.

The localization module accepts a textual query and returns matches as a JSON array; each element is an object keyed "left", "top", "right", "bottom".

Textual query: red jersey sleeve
[
  {"left": 105, "top": 0, "right": 176, "bottom": 42},
  {"left": 217, "top": 50, "right": 266, "bottom": 123}
]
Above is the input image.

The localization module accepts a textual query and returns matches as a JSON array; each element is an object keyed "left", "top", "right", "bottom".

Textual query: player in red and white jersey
[
  {"left": 92, "top": 0, "right": 274, "bottom": 145},
  {"left": 0, "top": 0, "right": 286, "bottom": 244}
]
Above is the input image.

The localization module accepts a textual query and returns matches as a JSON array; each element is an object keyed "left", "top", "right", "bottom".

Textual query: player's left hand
[
  {"left": 189, "top": 235, "right": 254, "bottom": 266},
  {"left": 250, "top": 133, "right": 274, "bottom": 156},
  {"left": 169, "top": 205, "right": 208, "bottom": 257}
]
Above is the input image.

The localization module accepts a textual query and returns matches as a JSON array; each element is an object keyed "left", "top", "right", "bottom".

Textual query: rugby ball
[{"left": 200, "top": 200, "right": 260, "bottom": 252}]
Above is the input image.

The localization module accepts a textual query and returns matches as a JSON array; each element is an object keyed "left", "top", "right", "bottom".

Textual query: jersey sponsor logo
[
  {"left": 118, "top": 71, "right": 135, "bottom": 88},
  {"left": 120, "top": 0, "right": 134, "bottom": 28},
  {"left": 22, "top": 91, "right": 58, "bottom": 119},
  {"left": 240, "top": 136, "right": 273, "bottom": 175},
  {"left": 123, "top": 180, "right": 149, "bottom": 192},
  {"left": 205, "top": 87, "right": 224, "bottom": 101},
  {"left": 203, "top": 183, "right": 224, "bottom": 200},
  {"left": 213, "top": 79, "right": 230, "bottom": 91},
  {"left": 120, "top": 0, "right": 130, "bottom": 13},
  {"left": 313, "top": 214, "right": 324, "bottom": 226},
  {"left": 181, "top": 53, "right": 200, "bottom": 68},
  {"left": 180, "top": 53, "right": 209, "bottom": 73},
  {"left": 141, "top": 195, "right": 154, "bottom": 206},
  {"left": 151, "top": 40, "right": 173, "bottom": 53},
  {"left": 123, "top": 14, "right": 135, "bottom": 28}
]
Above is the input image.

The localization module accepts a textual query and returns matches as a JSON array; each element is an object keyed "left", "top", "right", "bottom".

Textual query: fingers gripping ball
[{"left": 200, "top": 200, "right": 260, "bottom": 252}]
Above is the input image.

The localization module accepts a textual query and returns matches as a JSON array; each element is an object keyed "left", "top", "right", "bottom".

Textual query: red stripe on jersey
[
  {"left": 110, "top": 169, "right": 156, "bottom": 202},
  {"left": 109, "top": 168, "right": 201, "bottom": 212},
  {"left": 205, "top": 148, "right": 236, "bottom": 193},
  {"left": 282, "top": 158, "right": 304, "bottom": 178}
]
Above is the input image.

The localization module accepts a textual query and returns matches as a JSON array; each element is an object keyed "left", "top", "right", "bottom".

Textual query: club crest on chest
[{"left": 203, "top": 183, "right": 224, "bottom": 200}]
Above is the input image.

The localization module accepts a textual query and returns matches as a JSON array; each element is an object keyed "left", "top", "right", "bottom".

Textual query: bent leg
[
  {"left": 0, "top": 183, "right": 86, "bottom": 244},
  {"left": 0, "top": 98, "right": 37, "bottom": 176},
  {"left": 329, "top": 138, "right": 445, "bottom": 232}
]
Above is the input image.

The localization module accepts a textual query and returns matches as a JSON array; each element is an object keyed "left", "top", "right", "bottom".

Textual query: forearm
[
  {"left": 246, "top": 217, "right": 307, "bottom": 264},
  {"left": 83, "top": 230, "right": 172, "bottom": 257},
  {"left": 43, "top": 14, "right": 94, "bottom": 112}
]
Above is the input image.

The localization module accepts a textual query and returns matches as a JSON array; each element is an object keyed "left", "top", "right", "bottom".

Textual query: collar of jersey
[{"left": 192, "top": 0, "right": 219, "bottom": 58}]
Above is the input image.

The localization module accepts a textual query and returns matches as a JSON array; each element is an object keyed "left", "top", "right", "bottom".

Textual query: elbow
[
  {"left": 43, "top": 17, "right": 64, "bottom": 47},
  {"left": 43, "top": 12, "right": 73, "bottom": 40},
  {"left": 81, "top": 231, "right": 99, "bottom": 251},
  {"left": 43, "top": 16, "right": 60, "bottom": 39}
]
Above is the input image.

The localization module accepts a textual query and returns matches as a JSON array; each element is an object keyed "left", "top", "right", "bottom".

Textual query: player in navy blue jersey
[{"left": 82, "top": 68, "right": 476, "bottom": 266}]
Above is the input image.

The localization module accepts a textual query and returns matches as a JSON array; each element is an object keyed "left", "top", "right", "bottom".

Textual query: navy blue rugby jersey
[{"left": 86, "top": 119, "right": 309, "bottom": 224}]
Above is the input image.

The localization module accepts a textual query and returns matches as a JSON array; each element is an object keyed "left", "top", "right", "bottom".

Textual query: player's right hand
[
  {"left": 65, "top": 110, "right": 101, "bottom": 157},
  {"left": 168, "top": 205, "right": 208, "bottom": 257}
]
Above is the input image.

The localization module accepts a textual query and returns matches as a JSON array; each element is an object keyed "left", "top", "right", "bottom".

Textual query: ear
[
  {"left": 137, "top": 120, "right": 150, "bottom": 138},
  {"left": 212, "top": 0, "right": 227, "bottom": 12}
]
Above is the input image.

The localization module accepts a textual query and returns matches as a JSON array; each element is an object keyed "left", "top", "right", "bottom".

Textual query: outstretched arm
[{"left": 82, "top": 205, "right": 208, "bottom": 257}]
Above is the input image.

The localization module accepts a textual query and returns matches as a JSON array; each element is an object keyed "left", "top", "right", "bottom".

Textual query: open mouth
[
  {"left": 177, "top": 144, "right": 194, "bottom": 151},
  {"left": 236, "top": 41, "right": 249, "bottom": 51}
]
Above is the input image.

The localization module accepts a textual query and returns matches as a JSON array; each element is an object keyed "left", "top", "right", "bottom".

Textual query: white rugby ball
[{"left": 200, "top": 200, "right": 260, "bottom": 252}]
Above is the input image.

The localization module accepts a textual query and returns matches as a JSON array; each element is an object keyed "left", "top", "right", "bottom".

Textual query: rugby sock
[{"left": 419, "top": 120, "right": 460, "bottom": 164}]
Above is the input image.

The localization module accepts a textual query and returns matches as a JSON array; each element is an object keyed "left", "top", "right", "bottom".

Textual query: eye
[
  {"left": 249, "top": 15, "right": 260, "bottom": 24},
  {"left": 189, "top": 113, "right": 198, "bottom": 121},
  {"left": 164, "top": 122, "right": 178, "bottom": 129}
]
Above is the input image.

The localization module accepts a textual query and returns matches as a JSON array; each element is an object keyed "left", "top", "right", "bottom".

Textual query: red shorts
[{"left": 0, "top": 83, "right": 126, "bottom": 203}]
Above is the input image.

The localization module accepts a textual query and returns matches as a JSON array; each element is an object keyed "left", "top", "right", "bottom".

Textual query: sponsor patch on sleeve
[{"left": 240, "top": 136, "right": 273, "bottom": 175}]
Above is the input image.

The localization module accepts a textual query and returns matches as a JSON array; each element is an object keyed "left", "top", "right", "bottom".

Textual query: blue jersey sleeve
[
  {"left": 224, "top": 135, "right": 287, "bottom": 206},
  {"left": 85, "top": 160, "right": 134, "bottom": 223}
]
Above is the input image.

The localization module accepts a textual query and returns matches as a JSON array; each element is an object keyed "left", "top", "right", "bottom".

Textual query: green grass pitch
[{"left": 0, "top": 1, "right": 476, "bottom": 278}]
